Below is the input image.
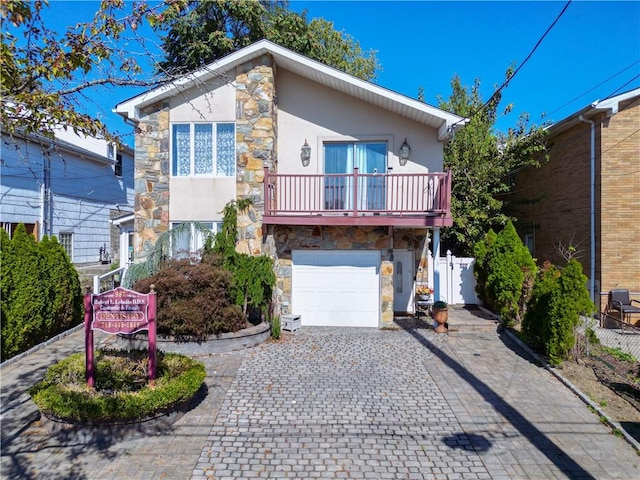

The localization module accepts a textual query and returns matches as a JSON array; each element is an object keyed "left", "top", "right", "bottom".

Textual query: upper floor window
[
  {"left": 172, "top": 123, "right": 235, "bottom": 177},
  {"left": 115, "top": 153, "right": 123, "bottom": 177}
]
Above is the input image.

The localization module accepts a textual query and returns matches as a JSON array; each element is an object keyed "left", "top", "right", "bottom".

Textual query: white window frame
[
  {"left": 58, "top": 232, "right": 73, "bottom": 260},
  {"left": 170, "top": 221, "right": 222, "bottom": 259},
  {"left": 170, "top": 122, "right": 235, "bottom": 178}
]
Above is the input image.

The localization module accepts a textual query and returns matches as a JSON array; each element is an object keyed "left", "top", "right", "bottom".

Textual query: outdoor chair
[{"left": 608, "top": 289, "right": 640, "bottom": 324}]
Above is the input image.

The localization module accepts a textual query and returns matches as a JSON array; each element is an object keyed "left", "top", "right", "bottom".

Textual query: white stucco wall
[
  {"left": 276, "top": 70, "right": 444, "bottom": 175},
  {"left": 167, "top": 76, "right": 237, "bottom": 222},
  {"left": 169, "top": 177, "right": 235, "bottom": 222}
]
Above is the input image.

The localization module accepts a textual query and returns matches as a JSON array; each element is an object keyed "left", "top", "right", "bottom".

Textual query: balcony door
[{"left": 324, "top": 142, "right": 387, "bottom": 211}]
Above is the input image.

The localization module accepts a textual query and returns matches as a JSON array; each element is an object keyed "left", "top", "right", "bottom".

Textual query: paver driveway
[{"left": 193, "top": 322, "right": 639, "bottom": 479}]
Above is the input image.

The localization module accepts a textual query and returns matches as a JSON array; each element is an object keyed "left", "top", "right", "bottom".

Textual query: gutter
[{"left": 578, "top": 115, "right": 596, "bottom": 303}]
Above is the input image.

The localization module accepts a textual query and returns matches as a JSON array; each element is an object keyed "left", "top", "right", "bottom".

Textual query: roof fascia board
[
  {"left": 547, "top": 87, "right": 640, "bottom": 137},
  {"left": 114, "top": 40, "right": 468, "bottom": 131},
  {"left": 115, "top": 42, "right": 271, "bottom": 120},
  {"left": 5, "top": 129, "right": 114, "bottom": 165}
]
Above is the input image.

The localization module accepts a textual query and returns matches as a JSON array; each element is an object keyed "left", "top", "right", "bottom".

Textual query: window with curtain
[
  {"left": 323, "top": 142, "right": 387, "bottom": 210},
  {"left": 170, "top": 222, "right": 221, "bottom": 259},
  {"left": 171, "top": 123, "right": 235, "bottom": 177}
]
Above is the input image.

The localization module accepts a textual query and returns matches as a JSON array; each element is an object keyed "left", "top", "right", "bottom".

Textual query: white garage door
[{"left": 292, "top": 250, "right": 380, "bottom": 327}]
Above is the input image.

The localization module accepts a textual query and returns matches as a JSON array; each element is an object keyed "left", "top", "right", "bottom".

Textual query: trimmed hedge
[
  {"left": 29, "top": 349, "right": 206, "bottom": 423},
  {"left": 1, "top": 224, "right": 82, "bottom": 360}
]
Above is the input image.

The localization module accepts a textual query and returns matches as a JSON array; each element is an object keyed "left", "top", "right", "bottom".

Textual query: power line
[
  {"left": 453, "top": 0, "right": 572, "bottom": 127},
  {"left": 538, "top": 59, "right": 640, "bottom": 122},
  {"left": 602, "top": 73, "right": 640, "bottom": 100}
]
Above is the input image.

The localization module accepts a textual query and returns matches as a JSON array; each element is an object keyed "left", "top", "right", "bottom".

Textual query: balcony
[{"left": 263, "top": 167, "right": 452, "bottom": 227}]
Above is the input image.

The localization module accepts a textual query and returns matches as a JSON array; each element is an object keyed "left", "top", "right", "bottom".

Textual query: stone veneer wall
[
  {"left": 134, "top": 102, "right": 170, "bottom": 262},
  {"left": 235, "top": 56, "right": 276, "bottom": 256},
  {"left": 272, "top": 226, "right": 430, "bottom": 328}
]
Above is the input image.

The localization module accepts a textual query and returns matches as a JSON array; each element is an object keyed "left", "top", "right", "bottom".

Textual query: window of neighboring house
[
  {"left": 524, "top": 233, "right": 535, "bottom": 256},
  {"left": 170, "top": 222, "right": 221, "bottom": 259},
  {"left": 58, "top": 232, "right": 73, "bottom": 260},
  {"left": 324, "top": 142, "right": 387, "bottom": 210},
  {"left": 2, "top": 222, "right": 38, "bottom": 240},
  {"left": 114, "top": 153, "right": 123, "bottom": 177},
  {"left": 171, "top": 123, "right": 235, "bottom": 177}
]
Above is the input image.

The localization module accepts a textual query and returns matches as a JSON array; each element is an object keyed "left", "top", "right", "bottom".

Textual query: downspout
[
  {"left": 41, "top": 143, "right": 55, "bottom": 239},
  {"left": 578, "top": 115, "right": 596, "bottom": 303}
]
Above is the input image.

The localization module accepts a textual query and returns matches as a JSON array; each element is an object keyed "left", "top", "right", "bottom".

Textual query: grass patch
[
  {"left": 30, "top": 349, "right": 206, "bottom": 423},
  {"left": 601, "top": 346, "right": 637, "bottom": 363}
]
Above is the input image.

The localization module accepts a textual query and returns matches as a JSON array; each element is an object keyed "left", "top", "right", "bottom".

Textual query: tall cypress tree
[{"left": 1, "top": 224, "right": 48, "bottom": 358}]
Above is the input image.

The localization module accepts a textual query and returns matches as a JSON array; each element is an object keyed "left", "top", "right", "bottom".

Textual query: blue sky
[{"left": 45, "top": 1, "right": 640, "bottom": 142}]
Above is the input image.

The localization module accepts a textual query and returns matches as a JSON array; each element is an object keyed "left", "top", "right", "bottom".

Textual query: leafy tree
[
  {"left": 1, "top": 0, "right": 190, "bottom": 141},
  {"left": 485, "top": 221, "right": 536, "bottom": 326},
  {"left": 438, "top": 74, "right": 547, "bottom": 256},
  {"left": 156, "top": 0, "right": 380, "bottom": 80},
  {"left": 2, "top": 0, "right": 378, "bottom": 149}
]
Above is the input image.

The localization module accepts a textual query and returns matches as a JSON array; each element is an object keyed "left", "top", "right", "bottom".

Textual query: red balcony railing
[{"left": 263, "top": 167, "right": 452, "bottom": 227}]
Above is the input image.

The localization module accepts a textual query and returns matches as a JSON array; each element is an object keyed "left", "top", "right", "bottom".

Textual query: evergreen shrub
[
  {"left": 473, "top": 228, "right": 497, "bottom": 309},
  {"left": 523, "top": 259, "right": 595, "bottom": 365},
  {"left": 1, "top": 224, "right": 82, "bottom": 360},
  {"left": 485, "top": 221, "right": 536, "bottom": 326}
]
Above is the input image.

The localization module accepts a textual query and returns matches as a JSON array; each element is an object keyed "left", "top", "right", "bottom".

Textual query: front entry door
[{"left": 393, "top": 250, "right": 414, "bottom": 313}]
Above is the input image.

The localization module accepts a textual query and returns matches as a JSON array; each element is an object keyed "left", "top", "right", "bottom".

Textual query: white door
[
  {"left": 292, "top": 250, "right": 380, "bottom": 327},
  {"left": 393, "top": 250, "right": 414, "bottom": 313}
]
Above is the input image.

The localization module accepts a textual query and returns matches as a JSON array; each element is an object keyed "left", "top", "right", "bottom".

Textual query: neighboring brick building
[{"left": 508, "top": 88, "right": 639, "bottom": 309}]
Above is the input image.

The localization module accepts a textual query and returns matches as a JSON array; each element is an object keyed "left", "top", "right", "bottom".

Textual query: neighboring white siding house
[{"left": 1, "top": 128, "right": 134, "bottom": 264}]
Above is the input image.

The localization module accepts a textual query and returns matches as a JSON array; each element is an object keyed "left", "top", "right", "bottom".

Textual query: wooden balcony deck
[{"left": 262, "top": 168, "right": 453, "bottom": 227}]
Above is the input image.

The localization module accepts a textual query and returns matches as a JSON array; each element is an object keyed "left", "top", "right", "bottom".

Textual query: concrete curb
[{"left": 0, "top": 323, "right": 84, "bottom": 369}]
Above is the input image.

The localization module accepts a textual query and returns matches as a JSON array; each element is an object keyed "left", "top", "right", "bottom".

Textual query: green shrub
[
  {"left": 1, "top": 224, "right": 47, "bottom": 358},
  {"left": 486, "top": 221, "right": 536, "bottom": 326},
  {"left": 29, "top": 349, "right": 206, "bottom": 422},
  {"left": 473, "top": 228, "right": 497, "bottom": 309},
  {"left": 40, "top": 236, "right": 83, "bottom": 336},
  {"left": 524, "top": 259, "right": 595, "bottom": 365},
  {"left": 211, "top": 200, "right": 275, "bottom": 317},
  {"left": 602, "top": 346, "right": 636, "bottom": 363},
  {"left": 134, "top": 258, "right": 246, "bottom": 338},
  {"left": 0, "top": 225, "right": 83, "bottom": 360},
  {"left": 270, "top": 315, "right": 281, "bottom": 340}
]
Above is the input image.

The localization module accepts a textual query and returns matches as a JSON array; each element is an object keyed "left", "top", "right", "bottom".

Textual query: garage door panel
[{"left": 292, "top": 250, "right": 380, "bottom": 328}]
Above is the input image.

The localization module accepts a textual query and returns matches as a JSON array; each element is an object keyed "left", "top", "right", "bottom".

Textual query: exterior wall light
[
  {"left": 300, "top": 139, "right": 311, "bottom": 167},
  {"left": 399, "top": 138, "right": 410, "bottom": 166}
]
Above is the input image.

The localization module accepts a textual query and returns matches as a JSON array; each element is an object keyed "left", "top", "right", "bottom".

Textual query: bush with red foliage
[{"left": 134, "top": 258, "right": 246, "bottom": 339}]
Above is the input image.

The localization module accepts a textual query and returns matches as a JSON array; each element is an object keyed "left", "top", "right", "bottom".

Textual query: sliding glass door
[{"left": 324, "top": 142, "right": 387, "bottom": 210}]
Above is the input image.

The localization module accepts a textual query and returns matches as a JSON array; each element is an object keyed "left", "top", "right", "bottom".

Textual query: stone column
[
  {"left": 235, "top": 55, "right": 276, "bottom": 256},
  {"left": 134, "top": 102, "right": 170, "bottom": 263}
]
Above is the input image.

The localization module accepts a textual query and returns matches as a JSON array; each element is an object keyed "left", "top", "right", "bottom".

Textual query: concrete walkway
[{"left": 1, "top": 310, "right": 638, "bottom": 479}]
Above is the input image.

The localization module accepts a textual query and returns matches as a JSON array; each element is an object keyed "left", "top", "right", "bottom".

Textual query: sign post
[{"left": 85, "top": 285, "right": 157, "bottom": 387}]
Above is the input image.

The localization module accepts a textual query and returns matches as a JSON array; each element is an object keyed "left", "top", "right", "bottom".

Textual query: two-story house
[
  {"left": 115, "top": 40, "right": 467, "bottom": 328},
  {"left": 508, "top": 88, "right": 640, "bottom": 309},
  {"left": 1, "top": 127, "right": 134, "bottom": 265}
]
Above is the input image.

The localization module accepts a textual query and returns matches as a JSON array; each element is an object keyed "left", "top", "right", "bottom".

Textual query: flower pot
[
  {"left": 418, "top": 295, "right": 432, "bottom": 301},
  {"left": 432, "top": 307, "right": 448, "bottom": 333}
]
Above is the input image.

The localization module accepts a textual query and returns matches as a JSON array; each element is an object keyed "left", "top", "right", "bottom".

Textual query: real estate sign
[{"left": 84, "top": 286, "right": 157, "bottom": 388}]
